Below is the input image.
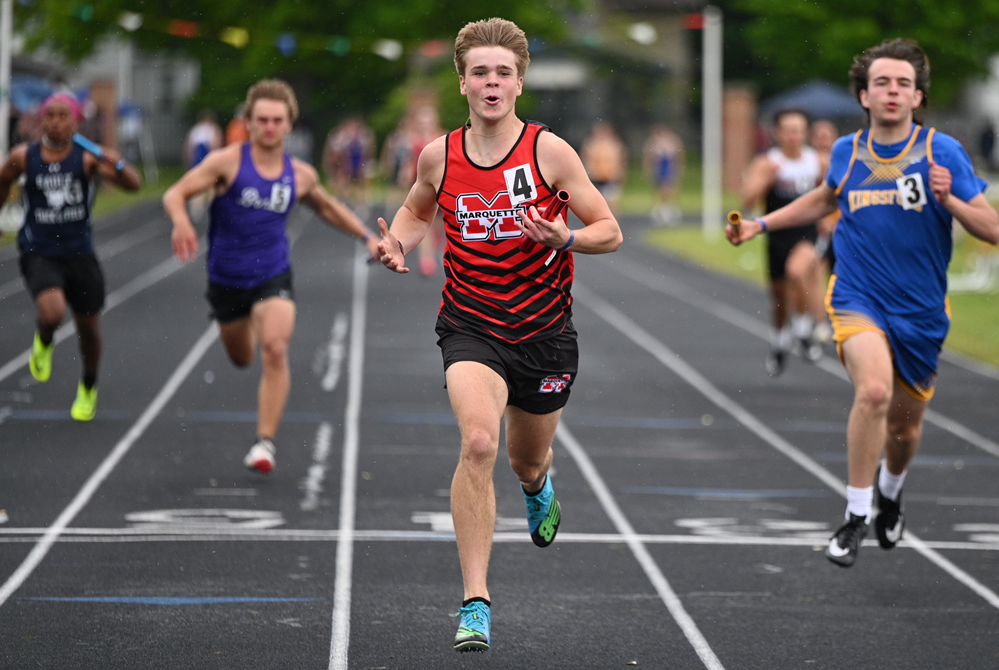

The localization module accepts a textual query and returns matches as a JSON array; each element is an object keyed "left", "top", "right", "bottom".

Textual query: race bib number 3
[
  {"left": 896, "top": 172, "right": 927, "bottom": 211},
  {"left": 504, "top": 164, "right": 537, "bottom": 207}
]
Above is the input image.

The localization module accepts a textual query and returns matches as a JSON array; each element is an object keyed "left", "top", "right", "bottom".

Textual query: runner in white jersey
[{"left": 741, "top": 110, "right": 828, "bottom": 375}]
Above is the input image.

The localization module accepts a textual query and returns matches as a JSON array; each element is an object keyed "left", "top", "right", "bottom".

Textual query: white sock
[
  {"left": 772, "top": 326, "right": 792, "bottom": 351},
  {"left": 791, "top": 314, "right": 813, "bottom": 339},
  {"left": 878, "top": 463, "right": 907, "bottom": 501},
  {"left": 846, "top": 485, "right": 873, "bottom": 522}
]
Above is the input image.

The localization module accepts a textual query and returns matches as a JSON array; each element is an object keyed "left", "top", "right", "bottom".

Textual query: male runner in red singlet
[{"left": 376, "top": 18, "right": 622, "bottom": 653}]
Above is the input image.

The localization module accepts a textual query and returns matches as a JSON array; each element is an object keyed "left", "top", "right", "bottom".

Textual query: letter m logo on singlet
[{"left": 455, "top": 192, "right": 525, "bottom": 241}]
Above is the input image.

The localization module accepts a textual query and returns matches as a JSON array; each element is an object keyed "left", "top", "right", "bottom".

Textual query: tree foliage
[
  {"left": 723, "top": 0, "right": 999, "bottom": 106},
  {"left": 16, "top": 0, "right": 574, "bottom": 134}
]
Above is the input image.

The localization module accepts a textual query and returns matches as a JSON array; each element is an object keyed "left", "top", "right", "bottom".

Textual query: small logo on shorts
[{"left": 539, "top": 374, "right": 571, "bottom": 393}]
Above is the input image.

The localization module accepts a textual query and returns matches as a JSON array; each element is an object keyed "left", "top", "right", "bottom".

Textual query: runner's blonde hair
[
  {"left": 244, "top": 79, "right": 300, "bottom": 124},
  {"left": 454, "top": 18, "right": 530, "bottom": 78}
]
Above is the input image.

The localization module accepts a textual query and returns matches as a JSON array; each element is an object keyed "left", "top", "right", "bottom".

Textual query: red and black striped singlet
[{"left": 436, "top": 121, "right": 574, "bottom": 344}]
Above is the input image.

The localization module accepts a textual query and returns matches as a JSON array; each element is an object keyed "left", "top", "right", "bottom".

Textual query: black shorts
[
  {"left": 206, "top": 270, "right": 294, "bottom": 323},
  {"left": 19, "top": 252, "right": 105, "bottom": 315},
  {"left": 436, "top": 316, "right": 579, "bottom": 415},
  {"left": 766, "top": 223, "right": 819, "bottom": 280}
]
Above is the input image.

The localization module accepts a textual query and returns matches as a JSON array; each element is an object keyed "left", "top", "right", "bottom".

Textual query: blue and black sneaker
[
  {"left": 454, "top": 600, "right": 490, "bottom": 652},
  {"left": 523, "top": 475, "right": 560, "bottom": 548}
]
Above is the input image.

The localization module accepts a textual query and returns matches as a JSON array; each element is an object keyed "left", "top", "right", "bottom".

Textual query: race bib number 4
[
  {"left": 896, "top": 172, "right": 927, "bottom": 211},
  {"left": 504, "top": 164, "right": 537, "bottom": 207}
]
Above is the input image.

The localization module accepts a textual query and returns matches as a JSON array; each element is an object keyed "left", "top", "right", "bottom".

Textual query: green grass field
[{"left": 643, "top": 224, "right": 999, "bottom": 369}]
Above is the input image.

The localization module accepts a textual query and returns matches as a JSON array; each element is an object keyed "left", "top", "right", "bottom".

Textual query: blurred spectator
[
  {"left": 285, "top": 119, "right": 315, "bottom": 162},
  {"left": 644, "top": 124, "right": 685, "bottom": 225},
  {"left": 184, "top": 110, "right": 222, "bottom": 168},
  {"left": 322, "top": 116, "right": 376, "bottom": 211},
  {"left": 225, "top": 104, "right": 249, "bottom": 145},
  {"left": 979, "top": 122, "right": 996, "bottom": 174},
  {"left": 183, "top": 110, "right": 223, "bottom": 220},
  {"left": 582, "top": 121, "right": 627, "bottom": 213}
]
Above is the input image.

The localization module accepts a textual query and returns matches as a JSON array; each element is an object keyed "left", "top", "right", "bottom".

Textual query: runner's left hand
[{"left": 929, "top": 160, "right": 952, "bottom": 206}]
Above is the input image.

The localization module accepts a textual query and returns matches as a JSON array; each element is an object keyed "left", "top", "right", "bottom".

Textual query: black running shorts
[
  {"left": 19, "top": 252, "right": 106, "bottom": 315},
  {"left": 766, "top": 223, "right": 819, "bottom": 280},
  {"left": 436, "top": 316, "right": 579, "bottom": 415},
  {"left": 206, "top": 270, "right": 294, "bottom": 324}
]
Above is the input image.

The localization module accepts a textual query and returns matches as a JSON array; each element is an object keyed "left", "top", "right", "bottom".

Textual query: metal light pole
[
  {"left": 701, "top": 6, "right": 723, "bottom": 239},
  {"left": 0, "top": 0, "right": 13, "bottom": 157}
]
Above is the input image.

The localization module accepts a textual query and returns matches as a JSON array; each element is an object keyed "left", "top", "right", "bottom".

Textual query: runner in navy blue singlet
[
  {"left": 0, "top": 93, "right": 141, "bottom": 421},
  {"left": 164, "top": 80, "right": 379, "bottom": 476}
]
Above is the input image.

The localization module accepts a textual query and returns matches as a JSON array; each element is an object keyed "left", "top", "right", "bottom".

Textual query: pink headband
[{"left": 41, "top": 93, "right": 83, "bottom": 121}]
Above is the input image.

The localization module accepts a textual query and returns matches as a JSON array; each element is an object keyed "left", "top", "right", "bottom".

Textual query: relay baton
[
  {"left": 519, "top": 190, "right": 571, "bottom": 254},
  {"left": 73, "top": 133, "right": 125, "bottom": 171},
  {"left": 727, "top": 210, "right": 742, "bottom": 238}
]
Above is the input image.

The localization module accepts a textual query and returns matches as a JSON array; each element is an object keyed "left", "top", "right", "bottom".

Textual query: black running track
[{"left": 1, "top": 202, "right": 997, "bottom": 669}]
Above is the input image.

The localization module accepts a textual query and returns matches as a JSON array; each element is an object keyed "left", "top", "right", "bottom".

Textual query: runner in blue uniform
[
  {"left": 163, "top": 80, "right": 379, "bottom": 475},
  {"left": 0, "top": 93, "right": 141, "bottom": 420},
  {"left": 727, "top": 39, "right": 999, "bottom": 567}
]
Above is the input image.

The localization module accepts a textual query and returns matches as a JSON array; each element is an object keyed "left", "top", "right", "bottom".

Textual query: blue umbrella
[{"left": 759, "top": 79, "right": 864, "bottom": 122}]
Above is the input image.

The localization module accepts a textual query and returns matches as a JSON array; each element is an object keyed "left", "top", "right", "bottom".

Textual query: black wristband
[{"left": 397, "top": 239, "right": 405, "bottom": 256}]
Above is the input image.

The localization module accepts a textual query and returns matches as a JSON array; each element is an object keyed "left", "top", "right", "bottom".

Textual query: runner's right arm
[
  {"left": 162, "top": 145, "right": 238, "bottom": 262},
  {"left": 739, "top": 155, "right": 777, "bottom": 211},
  {"left": 377, "top": 136, "right": 445, "bottom": 274},
  {"left": 0, "top": 145, "right": 27, "bottom": 208},
  {"left": 727, "top": 182, "right": 839, "bottom": 246}
]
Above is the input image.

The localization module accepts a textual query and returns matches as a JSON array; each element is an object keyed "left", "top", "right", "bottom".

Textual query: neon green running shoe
[
  {"left": 71, "top": 382, "right": 98, "bottom": 422},
  {"left": 523, "top": 475, "right": 561, "bottom": 548},
  {"left": 29, "top": 332, "right": 53, "bottom": 382}
]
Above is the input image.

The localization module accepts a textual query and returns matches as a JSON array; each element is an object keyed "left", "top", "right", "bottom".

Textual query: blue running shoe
[
  {"left": 523, "top": 475, "right": 560, "bottom": 548},
  {"left": 454, "top": 601, "right": 490, "bottom": 652}
]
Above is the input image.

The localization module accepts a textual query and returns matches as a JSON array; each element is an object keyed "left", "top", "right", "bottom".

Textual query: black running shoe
[
  {"left": 765, "top": 347, "right": 787, "bottom": 377},
  {"left": 874, "top": 466, "right": 905, "bottom": 550},
  {"left": 799, "top": 336, "right": 823, "bottom": 363},
  {"left": 825, "top": 513, "right": 868, "bottom": 567}
]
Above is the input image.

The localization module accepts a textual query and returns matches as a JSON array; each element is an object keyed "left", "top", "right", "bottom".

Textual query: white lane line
[
  {"left": 328, "top": 246, "right": 369, "bottom": 670},
  {"left": 0, "top": 220, "right": 162, "bottom": 302},
  {"left": 0, "top": 529, "right": 996, "bottom": 550},
  {"left": 575, "top": 282, "right": 999, "bottom": 612},
  {"left": 0, "top": 211, "right": 313, "bottom": 390},
  {"left": 0, "top": 323, "right": 219, "bottom": 609},
  {"left": 300, "top": 422, "right": 333, "bottom": 511},
  {"left": 605, "top": 260, "right": 999, "bottom": 460},
  {"left": 319, "top": 313, "right": 349, "bottom": 391},
  {"left": 0, "top": 240, "right": 205, "bottom": 387},
  {"left": 557, "top": 424, "right": 726, "bottom": 670}
]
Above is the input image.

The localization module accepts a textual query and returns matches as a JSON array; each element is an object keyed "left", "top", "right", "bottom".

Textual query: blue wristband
[
  {"left": 115, "top": 159, "right": 125, "bottom": 172},
  {"left": 755, "top": 217, "right": 768, "bottom": 233},
  {"left": 559, "top": 230, "right": 575, "bottom": 251}
]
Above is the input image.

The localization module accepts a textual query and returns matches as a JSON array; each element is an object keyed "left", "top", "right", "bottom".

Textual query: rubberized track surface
[{"left": 1, "top": 203, "right": 997, "bottom": 669}]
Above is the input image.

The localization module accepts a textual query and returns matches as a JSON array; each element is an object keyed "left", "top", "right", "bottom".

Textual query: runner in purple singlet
[{"left": 163, "top": 80, "right": 380, "bottom": 475}]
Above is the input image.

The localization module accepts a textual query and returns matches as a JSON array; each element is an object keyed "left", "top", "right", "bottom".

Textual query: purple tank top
[{"left": 207, "top": 144, "right": 296, "bottom": 288}]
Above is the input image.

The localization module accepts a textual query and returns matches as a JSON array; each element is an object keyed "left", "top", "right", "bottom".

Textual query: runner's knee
[
  {"left": 461, "top": 427, "right": 498, "bottom": 465},
  {"left": 260, "top": 336, "right": 289, "bottom": 369},
  {"left": 855, "top": 380, "right": 891, "bottom": 416},
  {"left": 508, "top": 453, "right": 546, "bottom": 483}
]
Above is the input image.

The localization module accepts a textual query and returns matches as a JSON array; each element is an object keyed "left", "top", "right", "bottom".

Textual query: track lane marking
[
  {"left": 575, "top": 282, "right": 999, "bottom": 611},
  {"left": 557, "top": 423, "right": 726, "bottom": 670},
  {"left": 604, "top": 258, "right": 999, "bottom": 460},
  {"left": 328, "top": 246, "right": 369, "bottom": 670},
  {"left": 0, "top": 324, "right": 219, "bottom": 609}
]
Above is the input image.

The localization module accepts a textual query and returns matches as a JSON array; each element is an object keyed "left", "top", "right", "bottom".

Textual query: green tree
[
  {"left": 724, "top": 0, "right": 999, "bottom": 106},
  {"left": 16, "top": 1, "right": 574, "bottom": 141}
]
